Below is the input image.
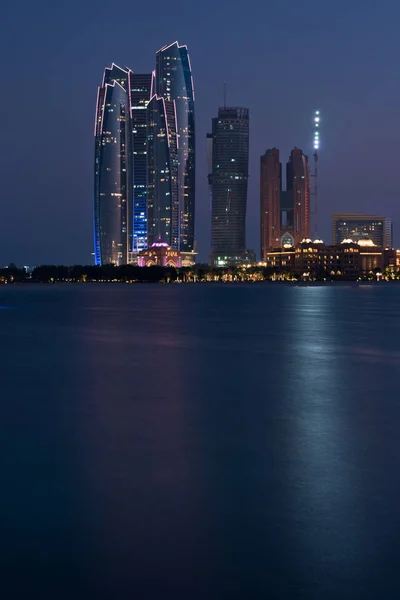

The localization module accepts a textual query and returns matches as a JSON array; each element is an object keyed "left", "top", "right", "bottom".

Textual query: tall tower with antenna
[{"left": 312, "top": 110, "right": 320, "bottom": 238}]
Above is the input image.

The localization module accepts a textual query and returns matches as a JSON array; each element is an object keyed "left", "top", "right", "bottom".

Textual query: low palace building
[
  {"left": 137, "top": 242, "right": 181, "bottom": 268},
  {"left": 265, "top": 238, "right": 390, "bottom": 277}
]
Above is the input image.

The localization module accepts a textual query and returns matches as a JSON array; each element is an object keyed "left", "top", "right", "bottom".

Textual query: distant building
[
  {"left": 260, "top": 148, "right": 281, "bottom": 259},
  {"left": 210, "top": 249, "right": 256, "bottom": 267},
  {"left": 332, "top": 213, "right": 393, "bottom": 248},
  {"left": 208, "top": 107, "right": 249, "bottom": 265},
  {"left": 137, "top": 242, "right": 181, "bottom": 267}
]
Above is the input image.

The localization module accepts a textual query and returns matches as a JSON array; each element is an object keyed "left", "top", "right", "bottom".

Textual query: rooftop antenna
[
  {"left": 223, "top": 81, "right": 227, "bottom": 108},
  {"left": 312, "top": 110, "right": 320, "bottom": 238}
]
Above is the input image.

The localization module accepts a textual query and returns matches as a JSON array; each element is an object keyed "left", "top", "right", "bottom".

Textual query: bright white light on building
[{"left": 315, "top": 117, "right": 320, "bottom": 122}]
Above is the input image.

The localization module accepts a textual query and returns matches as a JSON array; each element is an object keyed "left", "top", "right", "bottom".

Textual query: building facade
[
  {"left": 129, "top": 72, "right": 154, "bottom": 253},
  {"left": 332, "top": 213, "right": 393, "bottom": 248},
  {"left": 265, "top": 239, "right": 389, "bottom": 277},
  {"left": 146, "top": 95, "right": 179, "bottom": 247},
  {"left": 94, "top": 65, "right": 155, "bottom": 265},
  {"left": 260, "top": 147, "right": 311, "bottom": 256},
  {"left": 149, "top": 41, "right": 195, "bottom": 252},
  {"left": 137, "top": 241, "right": 181, "bottom": 267},
  {"left": 94, "top": 64, "right": 132, "bottom": 265},
  {"left": 208, "top": 107, "right": 250, "bottom": 264},
  {"left": 280, "top": 190, "right": 294, "bottom": 247},
  {"left": 260, "top": 148, "right": 281, "bottom": 259},
  {"left": 286, "top": 148, "right": 311, "bottom": 245}
]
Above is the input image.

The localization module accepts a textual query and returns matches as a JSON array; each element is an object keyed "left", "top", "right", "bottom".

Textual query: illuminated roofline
[
  {"left": 102, "top": 63, "right": 129, "bottom": 87},
  {"left": 157, "top": 40, "right": 187, "bottom": 54},
  {"left": 150, "top": 70, "right": 155, "bottom": 98},
  {"left": 106, "top": 80, "right": 126, "bottom": 92},
  {"left": 97, "top": 80, "right": 127, "bottom": 137}
]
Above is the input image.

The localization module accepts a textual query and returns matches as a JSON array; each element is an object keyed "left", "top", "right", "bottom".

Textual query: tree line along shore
[{"left": 1, "top": 264, "right": 400, "bottom": 284}]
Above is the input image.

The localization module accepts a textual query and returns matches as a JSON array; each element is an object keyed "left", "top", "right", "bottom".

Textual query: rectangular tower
[
  {"left": 260, "top": 148, "right": 281, "bottom": 259},
  {"left": 286, "top": 148, "right": 311, "bottom": 244},
  {"left": 128, "top": 72, "right": 153, "bottom": 253},
  {"left": 208, "top": 107, "right": 249, "bottom": 264}
]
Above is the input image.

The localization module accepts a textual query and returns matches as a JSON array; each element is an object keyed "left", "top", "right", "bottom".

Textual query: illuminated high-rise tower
[
  {"left": 146, "top": 95, "right": 179, "bottom": 246},
  {"left": 149, "top": 41, "right": 195, "bottom": 251},
  {"left": 129, "top": 72, "right": 154, "bottom": 253},
  {"left": 94, "top": 65, "right": 153, "bottom": 264},
  {"left": 94, "top": 64, "right": 132, "bottom": 265},
  {"left": 208, "top": 107, "right": 250, "bottom": 263},
  {"left": 260, "top": 148, "right": 281, "bottom": 258},
  {"left": 286, "top": 148, "right": 311, "bottom": 244}
]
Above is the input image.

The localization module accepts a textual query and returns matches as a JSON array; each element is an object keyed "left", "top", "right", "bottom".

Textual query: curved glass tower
[
  {"left": 153, "top": 41, "right": 195, "bottom": 251},
  {"left": 146, "top": 95, "right": 179, "bottom": 245},
  {"left": 94, "top": 64, "right": 131, "bottom": 265}
]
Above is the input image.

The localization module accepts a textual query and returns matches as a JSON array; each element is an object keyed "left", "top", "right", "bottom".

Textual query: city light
[{"left": 313, "top": 110, "right": 320, "bottom": 150}]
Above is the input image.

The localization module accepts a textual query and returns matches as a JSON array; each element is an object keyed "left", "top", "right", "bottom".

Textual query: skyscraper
[
  {"left": 94, "top": 64, "right": 132, "bottom": 265},
  {"left": 129, "top": 72, "right": 154, "bottom": 253},
  {"left": 148, "top": 41, "right": 195, "bottom": 251},
  {"left": 146, "top": 95, "right": 179, "bottom": 246},
  {"left": 208, "top": 107, "right": 249, "bottom": 264},
  {"left": 285, "top": 148, "right": 311, "bottom": 245},
  {"left": 332, "top": 213, "right": 393, "bottom": 248},
  {"left": 260, "top": 148, "right": 281, "bottom": 259},
  {"left": 94, "top": 64, "right": 153, "bottom": 264}
]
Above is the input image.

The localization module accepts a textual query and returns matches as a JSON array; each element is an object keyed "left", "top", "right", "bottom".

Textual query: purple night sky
[{"left": 1, "top": 0, "right": 399, "bottom": 265}]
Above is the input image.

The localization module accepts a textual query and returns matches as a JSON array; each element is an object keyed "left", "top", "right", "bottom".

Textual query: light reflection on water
[{"left": 1, "top": 284, "right": 400, "bottom": 599}]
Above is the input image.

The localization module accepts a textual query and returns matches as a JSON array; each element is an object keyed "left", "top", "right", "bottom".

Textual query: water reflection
[
  {"left": 74, "top": 287, "right": 208, "bottom": 595},
  {"left": 2, "top": 284, "right": 400, "bottom": 598}
]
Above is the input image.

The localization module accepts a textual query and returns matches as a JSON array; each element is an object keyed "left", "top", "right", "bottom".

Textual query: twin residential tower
[
  {"left": 94, "top": 42, "right": 195, "bottom": 266},
  {"left": 260, "top": 147, "right": 311, "bottom": 259}
]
